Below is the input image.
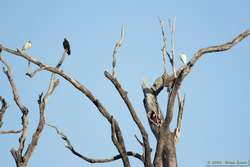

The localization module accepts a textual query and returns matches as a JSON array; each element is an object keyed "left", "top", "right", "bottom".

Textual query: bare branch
[
  {"left": 1, "top": 43, "right": 133, "bottom": 166},
  {"left": 0, "top": 96, "right": 8, "bottom": 128},
  {"left": 25, "top": 67, "right": 44, "bottom": 78},
  {"left": 152, "top": 28, "right": 250, "bottom": 94},
  {"left": 47, "top": 123, "right": 143, "bottom": 164},
  {"left": 187, "top": 28, "right": 250, "bottom": 73},
  {"left": 158, "top": 17, "right": 168, "bottom": 74},
  {"left": 56, "top": 51, "right": 67, "bottom": 68},
  {"left": 110, "top": 117, "right": 131, "bottom": 167},
  {"left": 112, "top": 26, "right": 125, "bottom": 77},
  {"left": 174, "top": 94, "right": 185, "bottom": 144},
  {"left": 24, "top": 73, "right": 59, "bottom": 162},
  {"left": 169, "top": 17, "right": 177, "bottom": 77},
  {"left": 153, "top": 28, "right": 250, "bottom": 167},
  {"left": 134, "top": 134, "right": 144, "bottom": 147},
  {"left": 0, "top": 56, "right": 29, "bottom": 162},
  {"left": 0, "top": 54, "right": 59, "bottom": 166},
  {"left": 0, "top": 129, "right": 22, "bottom": 134},
  {"left": 0, "top": 46, "right": 114, "bottom": 122},
  {"left": 105, "top": 71, "right": 153, "bottom": 167},
  {"left": 164, "top": 28, "right": 250, "bottom": 127},
  {"left": 0, "top": 28, "right": 249, "bottom": 167},
  {"left": 176, "top": 94, "right": 185, "bottom": 131},
  {"left": 26, "top": 50, "right": 67, "bottom": 78}
]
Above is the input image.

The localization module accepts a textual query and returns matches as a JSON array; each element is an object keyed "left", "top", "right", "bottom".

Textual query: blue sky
[{"left": 0, "top": 0, "right": 250, "bottom": 167}]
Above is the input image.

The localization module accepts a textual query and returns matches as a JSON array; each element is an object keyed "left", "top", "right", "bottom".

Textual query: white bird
[
  {"left": 22, "top": 40, "right": 32, "bottom": 51},
  {"left": 179, "top": 53, "right": 187, "bottom": 64},
  {"left": 22, "top": 40, "right": 32, "bottom": 67}
]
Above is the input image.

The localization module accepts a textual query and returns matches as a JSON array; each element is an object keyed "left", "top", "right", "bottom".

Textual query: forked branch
[
  {"left": 46, "top": 123, "right": 143, "bottom": 164},
  {"left": 105, "top": 71, "right": 152, "bottom": 167},
  {"left": 153, "top": 28, "right": 250, "bottom": 167},
  {"left": 23, "top": 73, "right": 59, "bottom": 162},
  {"left": 0, "top": 56, "right": 29, "bottom": 165}
]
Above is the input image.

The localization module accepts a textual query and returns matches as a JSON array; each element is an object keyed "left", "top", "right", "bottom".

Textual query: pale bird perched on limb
[
  {"left": 179, "top": 53, "right": 188, "bottom": 64},
  {"left": 63, "top": 38, "right": 71, "bottom": 55},
  {"left": 22, "top": 40, "right": 32, "bottom": 66}
]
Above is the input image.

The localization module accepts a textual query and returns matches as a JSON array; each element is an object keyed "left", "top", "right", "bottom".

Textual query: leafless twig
[
  {"left": 174, "top": 94, "right": 185, "bottom": 144},
  {"left": 26, "top": 50, "right": 67, "bottom": 78},
  {"left": 0, "top": 129, "right": 22, "bottom": 134},
  {"left": 158, "top": 17, "right": 168, "bottom": 74},
  {"left": 112, "top": 26, "right": 125, "bottom": 77},
  {"left": 169, "top": 17, "right": 177, "bottom": 77},
  {"left": 46, "top": 123, "right": 143, "bottom": 164}
]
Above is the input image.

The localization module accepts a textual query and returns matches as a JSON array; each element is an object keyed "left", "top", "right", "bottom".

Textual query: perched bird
[
  {"left": 22, "top": 40, "right": 32, "bottom": 66},
  {"left": 179, "top": 53, "right": 187, "bottom": 64},
  {"left": 63, "top": 38, "right": 71, "bottom": 55},
  {"left": 22, "top": 40, "right": 32, "bottom": 51}
]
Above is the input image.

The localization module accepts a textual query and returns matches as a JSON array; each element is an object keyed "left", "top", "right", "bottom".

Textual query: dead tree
[{"left": 0, "top": 21, "right": 249, "bottom": 167}]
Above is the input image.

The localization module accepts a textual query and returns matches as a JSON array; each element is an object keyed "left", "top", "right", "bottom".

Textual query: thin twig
[
  {"left": 112, "top": 26, "right": 125, "bottom": 77},
  {"left": 134, "top": 134, "right": 144, "bottom": 147},
  {"left": 0, "top": 129, "right": 22, "bottom": 134},
  {"left": 158, "top": 17, "right": 167, "bottom": 74},
  {"left": 25, "top": 67, "right": 45, "bottom": 78},
  {"left": 174, "top": 94, "right": 185, "bottom": 144},
  {"left": 169, "top": 17, "right": 177, "bottom": 77},
  {"left": 46, "top": 123, "right": 143, "bottom": 164},
  {"left": 26, "top": 51, "right": 67, "bottom": 78},
  {"left": 56, "top": 51, "right": 67, "bottom": 68}
]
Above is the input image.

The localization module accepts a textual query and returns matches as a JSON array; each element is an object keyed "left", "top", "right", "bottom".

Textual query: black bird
[{"left": 63, "top": 38, "right": 71, "bottom": 55}]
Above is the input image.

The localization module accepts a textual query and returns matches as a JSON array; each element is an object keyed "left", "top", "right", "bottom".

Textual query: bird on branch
[
  {"left": 63, "top": 38, "right": 71, "bottom": 55},
  {"left": 22, "top": 40, "right": 32, "bottom": 67},
  {"left": 180, "top": 53, "right": 187, "bottom": 64}
]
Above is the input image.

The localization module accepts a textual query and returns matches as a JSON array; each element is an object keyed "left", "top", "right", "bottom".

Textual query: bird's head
[{"left": 28, "top": 40, "right": 32, "bottom": 44}]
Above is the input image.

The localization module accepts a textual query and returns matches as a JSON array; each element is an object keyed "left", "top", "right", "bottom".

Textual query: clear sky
[{"left": 0, "top": 0, "right": 250, "bottom": 167}]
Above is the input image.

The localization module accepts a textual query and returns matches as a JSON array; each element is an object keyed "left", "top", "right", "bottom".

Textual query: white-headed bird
[
  {"left": 22, "top": 40, "right": 32, "bottom": 66},
  {"left": 179, "top": 53, "right": 187, "bottom": 64},
  {"left": 63, "top": 38, "right": 71, "bottom": 55},
  {"left": 22, "top": 40, "right": 32, "bottom": 51}
]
